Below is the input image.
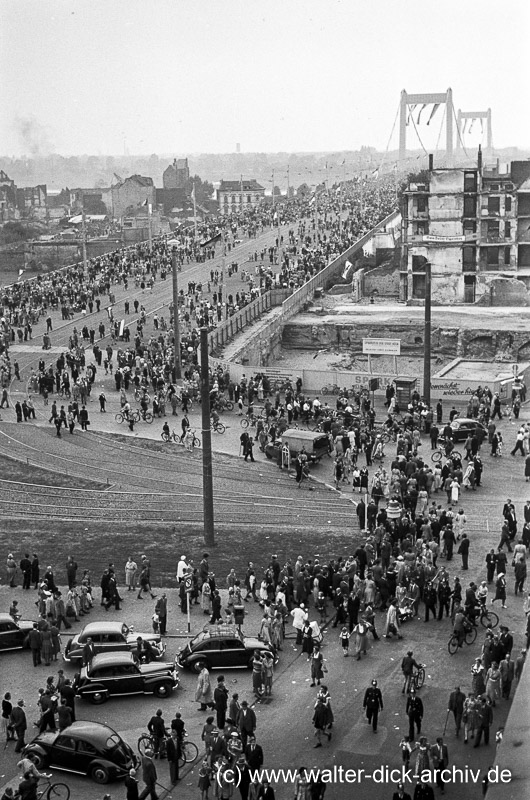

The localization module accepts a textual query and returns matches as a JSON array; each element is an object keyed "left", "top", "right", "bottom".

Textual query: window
[
  {"left": 487, "top": 247, "right": 500, "bottom": 266},
  {"left": 92, "top": 666, "right": 115, "bottom": 678},
  {"left": 55, "top": 736, "right": 76, "bottom": 751},
  {"left": 462, "top": 246, "right": 475, "bottom": 267},
  {"left": 220, "top": 639, "right": 245, "bottom": 650},
  {"left": 412, "top": 256, "right": 427, "bottom": 272},
  {"left": 77, "top": 740, "right": 98, "bottom": 756},
  {"left": 231, "top": 195, "right": 236, "bottom": 204},
  {"left": 488, "top": 196, "right": 500, "bottom": 214},
  {"left": 505, "top": 197, "right": 512, "bottom": 212},
  {"left": 464, "top": 172, "right": 477, "bottom": 192},
  {"left": 415, "top": 222, "right": 428, "bottom": 236},
  {"left": 504, "top": 247, "right": 511, "bottom": 265},
  {"left": 505, "top": 222, "right": 511, "bottom": 238},
  {"left": 196, "top": 641, "right": 219, "bottom": 652},
  {"left": 115, "top": 663, "right": 138, "bottom": 675},
  {"left": 463, "top": 196, "right": 476, "bottom": 217},
  {"left": 463, "top": 220, "right": 476, "bottom": 236},
  {"left": 247, "top": 195, "right": 251, "bottom": 204},
  {"left": 487, "top": 221, "right": 500, "bottom": 238},
  {"left": 416, "top": 196, "right": 427, "bottom": 213}
]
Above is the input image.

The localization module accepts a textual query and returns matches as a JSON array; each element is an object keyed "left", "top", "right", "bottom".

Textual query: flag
[
  {"left": 406, "top": 103, "right": 417, "bottom": 125},
  {"left": 372, "top": 168, "right": 379, "bottom": 179},
  {"left": 416, "top": 103, "right": 428, "bottom": 124},
  {"left": 191, "top": 183, "right": 196, "bottom": 202},
  {"left": 17, "top": 268, "right": 25, "bottom": 281},
  {"left": 341, "top": 260, "right": 353, "bottom": 280},
  {"left": 200, "top": 232, "right": 222, "bottom": 248},
  {"left": 462, "top": 119, "right": 467, "bottom": 134},
  {"left": 426, "top": 103, "right": 440, "bottom": 125},
  {"left": 309, "top": 195, "right": 316, "bottom": 206},
  {"left": 469, "top": 118, "right": 475, "bottom": 133},
  {"left": 480, "top": 118, "right": 484, "bottom": 133}
]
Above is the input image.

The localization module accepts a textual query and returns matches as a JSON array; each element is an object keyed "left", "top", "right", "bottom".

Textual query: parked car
[
  {"left": 74, "top": 651, "right": 179, "bottom": 704},
  {"left": 176, "top": 624, "right": 277, "bottom": 673},
  {"left": 449, "top": 417, "right": 488, "bottom": 442},
  {"left": 63, "top": 621, "right": 165, "bottom": 664},
  {"left": 0, "top": 613, "right": 34, "bottom": 652},
  {"left": 23, "top": 720, "right": 138, "bottom": 784}
]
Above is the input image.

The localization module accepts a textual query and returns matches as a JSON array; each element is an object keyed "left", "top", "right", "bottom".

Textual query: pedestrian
[
  {"left": 457, "top": 533, "right": 470, "bottom": 570},
  {"left": 491, "top": 573, "right": 507, "bottom": 608},
  {"left": 214, "top": 675, "right": 228, "bottom": 730},
  {"left": 406, "top": 687, "right": 423, "bottom": 740},
  {"left": 447, "top": 686, "right": 466, "bottom": 737},
  {"left": 154, "top": 594, "right": 167, "bottom": 636},
  {"left": 252, "top": 651, "right": 264, "bottom": 697},
  {"left": 485, "top": 662, "right": 501, "bottom": 706},
  {"left": 473, "top": 697, "right": 493, "bottom": 748},
  {"left": 309, "top": 644, "right": 325, "bottom": 687},
  {"left": 430, "top": 738, "right": 449, "bottom": 794},
  {"left": 125, "top": 768, "right": 140, "bottom": 800},
  {"left": 237, "top": 701, "right": 257, "bottom": 749},
  {"left": 165, "top": 730, "right": 181, "bottom": 785},
  {"left": 11, "top": 699, "right": 27, "bottom": 753},
  {"left": 312, "top": 697, "right": 331, "bottom": 747},
  {"left": 138, "top": 750, "right": 158, "bottom": 800},
  {"left": 363, "top": 679, "right": 384, "bottom": 732},
  {"left": 339, "top": 626, "right": 351, "bottom": 656},
  {"left": 195, "top": 665, "right": 214, "bottom": 711},
  {"left": 352, "top": 619, "right": 369, "bottom": 660}
]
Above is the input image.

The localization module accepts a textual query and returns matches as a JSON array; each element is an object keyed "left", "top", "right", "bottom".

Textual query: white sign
[
  {"left": 422, "top": 234, "right": 466, "bottom": 243},
  {"left": 362, "top": 338, "right": 401, "bottom": 356}
]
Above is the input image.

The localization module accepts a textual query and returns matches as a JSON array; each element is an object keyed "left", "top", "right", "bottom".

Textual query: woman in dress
[
  {"left": 50, "top": 623, "right": 61, "bottom": 661},
  {"left": 301, "top": 621, "right": 313, "bottom": 658},
  {"left": 485, "top": 661, "right": 501, "bottom": 706},
  {"left": 125, "top": 557, "right": 137, "bottom": 591},
  {"left": 463, "top": 693, "right": 478, "bottom": 743},
  {"left": 471, "top": 657, "right": 486, "bottom": 696},
  {"left": 40, "top": 625, "right": 53, "bottom": 667},
  {"left": 309, "top": 645, "right": 324, "bottom": 687},
  {"left": 414, "top": 736, "right": 431, "bottom": 774},
  {"left": 450, "top": 478, "right": 460, "bottom": 507}
]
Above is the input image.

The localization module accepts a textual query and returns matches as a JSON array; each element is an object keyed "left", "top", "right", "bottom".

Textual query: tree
[
  {"left": 186, "top": 175, "right": 214, "bottom": 205},
  {"left": 296, "top": 183, "right": 311, "bottom": 198}
]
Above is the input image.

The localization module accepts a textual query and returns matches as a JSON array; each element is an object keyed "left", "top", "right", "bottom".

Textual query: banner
[
  {"left": 341, "top": 260, "right": 353, "bottom": 280},
  {"left": 426, "top": 103, "right": 440, "bottom": 125}
]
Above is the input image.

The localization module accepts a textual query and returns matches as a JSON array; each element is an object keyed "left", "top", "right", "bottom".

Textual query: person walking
[
  {"left": 430, "top": 737, "right": 449, "bottom": 794},
  {"left": 447, "top": 686, "right": 466, "bottom": 737},
  {"left": 195, "top": 666, "right": 214, "bottom": 712},
  {"left": 363, "top": 679, "right": 384, "bottom": 732},
  {"left": 154, "top": 594, "right": 167, "bottom": 636},
  {"left": 312, "top": 697, "right": 331, "bottom": 748},
  {"left": 214, "top": 676, "right": 228, "bottom": 730},
  {"left": 11, "top": 699, "right": 27, "bottom": 753},
  {"left": 491, "top": 573, "right": 507, "bottom": 609},
  {"left": 406, "top": 688, "right": 423, "bottom": 741},
  {"left": 474, "top": 697, "right": 493, "bottom": 748},
  {"left": 457, "top": 534, "right": 470, "bottom": 570},
  {"left": 165, "top": 730, "right": 181, "bottom": 785},
  {"left": 125, "top": 768, "right": 140, "bottom": 800},
  {"left": 309, "top": 644, "right": 325, "bottom": 687},
  {"left": 138, "top": 750, "right": 158, "bottom": 800}
]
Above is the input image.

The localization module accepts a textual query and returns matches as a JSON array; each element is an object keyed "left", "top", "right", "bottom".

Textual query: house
[
  {"left": 163, "top": 158, "right": 190, "bottom": 190},
  {"left": 109, "top": 175, "right": 156, "bottom": 220},
  {"left": 217, "top": 179, "right": 265, "bottom": 214},
  {"left": 401, "top": 155, "right": 530, "bottom": 304},
  {"left": 0, "top": 170, "right": 19, "bottom": 222}
]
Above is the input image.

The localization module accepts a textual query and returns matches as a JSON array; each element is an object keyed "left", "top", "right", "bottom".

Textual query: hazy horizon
[{"left": 2, "top": 0, "right": 529, "bottom": 158}]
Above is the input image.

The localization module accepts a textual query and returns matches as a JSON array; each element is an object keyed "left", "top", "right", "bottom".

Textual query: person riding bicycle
[
  {"left": 162, "top": 421, "right": 170, "bottom": 440},
  {"left": 122, "top": 401, "right": 132, "bottom": 420},
  {"left": 211, "top": 409, "right": 220, "bottom": 428},
  {"left": 401, "top": 650, "right": 421, "bottom": 694},
  {"left": 140, "top": 394, "right": 150, "bottom": 420},
  {"left": 147, "top": 708, "right": 167, "bottom": 758},
  {"left": 453, "top": 606, "right": 472, "bottom": 648},
  {"left": 16, "top": 771, "right": 40, "bottom": 800}
]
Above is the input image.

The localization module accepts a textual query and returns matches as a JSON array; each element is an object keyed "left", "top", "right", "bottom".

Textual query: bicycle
[
  {"left": 240, "top": 415, "right": 263, "bottom": 429},
  {"left": 161, "top": 429, "right": 201, "bottom": 448},
  {"left": 115, "top": 409, "right": 140, "bottom": 424},
  {"left": 476, "top": 605, "right": 499, "bottom": 629},
  {"left": 410, "top": 664, "right": 426, "bottom": 691},
  {"left": 321, "top": 384, "right": 340, "bottom": 395},
  {"left": 21, "top": 774, "right": 71, "bottom": 800},
  {"left": 137, "top": 731, "right": 198, "bottom": 768},
  {"left": 139, "top": 410, "right": 154, "bottom": 424},
  {"left": 211, "top": 418, "right": 226, "bottom": 434},
  {"left": 431, "top": 444, "right": 462, "bottom": 464},
  {"left": 448, "top": 625, "right": 477, "bottom": 655}
]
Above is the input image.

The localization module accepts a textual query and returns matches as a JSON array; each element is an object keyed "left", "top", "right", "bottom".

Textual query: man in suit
[
  {"left": 214, "top": 676, "right": 229, "bottom": 731},
  {"left": 60, "top": 679, "right": 76, "bottom": 722},
  {"left": 11, "top": 699, "right": 27, "bottom": 753},
  {"left": 27, "top": 624, "right": 42, "bottom": 667},
  {"left": 447, "top": 686, "right": 466, "bottom": 736},
  {"left": 138, "top": 750, "right": 158, "bottom": 800},
  {"left": 474, "top": 697, "right": 493, "bottom": 748},
  {"left": 237, "top": 700, "right": 257, "bottom": 749},
  {"left": 125, "top": 768, "right": 140, "bottom": 800},
  {"left": 165, "top": 730, "right": 181, "bottom": 785},
  {"left": 363, "top": 679, "right": 384, "bottom": 732},
  {"left": 430, "top": 737, "right": 449, "bottom": 793},
  {"left": 82, "top": 637, "right": 96, "bottom": 666},
  {"left": 244, "top": 735, "right": 264, "bottom": 771},
  {"left": 392, "top": 784, "right": 412, "bottom": 800}
]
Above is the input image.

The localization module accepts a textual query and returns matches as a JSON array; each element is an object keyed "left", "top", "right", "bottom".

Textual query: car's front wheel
[
  {"left": 91, "top": 764, "right": 110, "bottom": 784},
  {"left": 153, "top": 682, "right": 173, "bottom": 698},
  {"left": 27, "top": 751, "right": 46, "bottom": 770},
  {"left": 87, "top": 691, "right": 108, "bottom": 705},
  {"left": 192, "top": 659, "right": 208, "bottom": 674}
]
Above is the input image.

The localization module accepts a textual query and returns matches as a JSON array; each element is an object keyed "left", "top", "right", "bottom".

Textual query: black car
[
  {"left": 23, "top": 720, "right": 137, "bottom": 784},
  {"left": 176, "top": 624, "right": 277, "bottom": 673},
  {"left": 449, "top": 418, "right": 488, "bottom": 443},
  {"left": 0, "top": 613, "right": 34, "bottom": 652},
  {"left": 63, "top": 620, "right": 165, "bottom": 664},
  {"left": 74, "top": 651, "right": 179, "bottom": 704}
]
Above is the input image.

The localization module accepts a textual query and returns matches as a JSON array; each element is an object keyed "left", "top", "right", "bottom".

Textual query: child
[
  {"left": 261, "top": 651, "right": 274, "bottom": 696},
  {"left": 497, "top": 431, "right": 503, "bottom": 456},
  {"left": 339, "top": 626, "right": 351, "bottom": 656},
  {"left": 316, "top": 592, "right": 327, "bottom": 624},
  {"left": 152, "top": 612, "right": 160, "bottom": 635},
  {"left": 198, "top": 759, "right": 212, "bottom": 800},
  {"left": 399, "top": 735, "right": 414, "bottom": 767}
]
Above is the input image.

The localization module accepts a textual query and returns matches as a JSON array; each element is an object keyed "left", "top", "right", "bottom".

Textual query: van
[{"left": 265, "top": 428, "right": 330, "bottom": 463}]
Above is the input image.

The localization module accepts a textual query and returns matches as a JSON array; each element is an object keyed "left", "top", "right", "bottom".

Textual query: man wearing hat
[
  {"left": 363, "top": 679, "right": 384, "bottom": 732},
  {"left": 499, "top": 625, "right": 513, "bottom": 657},
  {"left": 125, "top": 767, "right": 140, "bottom": 800},
  {"left": 392, "top": 783, "right": 412, "bottom": 800},
  {"left": 11, "top": 699, "right": 27, "bottom": 753},
  {"left": 244, "top": 734, "right": 264, "bottom": 770},
  {"left": 27, "top": 623, "right": 42, "bottom": 667},
  {"left": 176, "top": 555, "right": 189, "bottom": 583},
  {"left": 406, "top": 688, "right": 423, "bottom": 741}
]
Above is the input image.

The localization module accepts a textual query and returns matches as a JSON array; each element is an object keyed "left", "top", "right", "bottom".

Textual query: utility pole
[
  {"left": 423, "top": 262, "right": 432, "bottom": 407},
  {"left": 200, "top": 327, "right": 215, "bottom": 547},
  {"left": 147, "top": 201, "right": 153, "bottom": 252},
  {"left": 81, "top": 206, "right": 88, "bottom": 275},
  {"left": 171, "top": 249, "right": 182, "bottom": 381},
  {"left": 240, "top": 174, "right": 244, "bottom": 214},
  {"left": 286, "top": 164, "right": 290, "bottom": 199},
  {"left": 272, "top": 169, "right": 275, "bottom": 206},
  {"left": 192, "top": 179, "right": 198, "bottom": 239}
]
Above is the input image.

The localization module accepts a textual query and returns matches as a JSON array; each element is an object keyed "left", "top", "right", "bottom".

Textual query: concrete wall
[{"left": 363, "top": 261, "right": 400, "bottom": 297}]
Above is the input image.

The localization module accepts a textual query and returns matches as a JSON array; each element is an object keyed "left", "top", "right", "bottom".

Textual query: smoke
[{"left": 15, "top": 115, "right": 55, "bottom": 156}]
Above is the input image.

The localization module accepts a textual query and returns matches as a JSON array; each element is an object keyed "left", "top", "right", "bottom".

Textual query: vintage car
[
  {"left": 63, "top": 620, "right": 165, "bottom": 664},
  {"left": 0, "top": 613, "right": 35, "bottom": 652},
  {"left": 176, "top": 624, "right": 277, "bottom": 673},
  {"left": 23, "top": 720, "right": 138, "bottom": 784},
  {"left": 73, "top": 651, "right": 179, "bottom": 704},
  {"left": 265, "top": 429, "right": 331, "bottom": 464},
  {"left": 449, "top": 417, "right": 488, "bottom": 443}
]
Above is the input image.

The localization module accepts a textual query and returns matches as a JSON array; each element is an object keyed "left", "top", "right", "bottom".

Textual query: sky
[{"left": 1, "top": 0, "right": 529, "bottom": 157}]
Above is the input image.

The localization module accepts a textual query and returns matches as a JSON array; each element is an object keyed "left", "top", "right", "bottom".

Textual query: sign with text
[{"left": 362, "top": 338, "right": 401, "bottom": 356}]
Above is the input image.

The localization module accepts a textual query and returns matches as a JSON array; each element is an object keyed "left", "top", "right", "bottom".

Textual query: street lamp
[{"left": 423, "top": 261, "right": 432, "bottom": 407}]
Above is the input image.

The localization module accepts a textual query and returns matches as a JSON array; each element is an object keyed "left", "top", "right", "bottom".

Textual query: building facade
[
  {"left": 217, "top": 179, "right": 265, "bottom": 215},
  {"left": 401, "top": 159, "right": 530, "bottom": 303},
  {"left": 163, "top": 158, "right": 190, "bottom": 190},
  {"left": 109, "top": 175, "right": 156, "bottom": 220}
]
